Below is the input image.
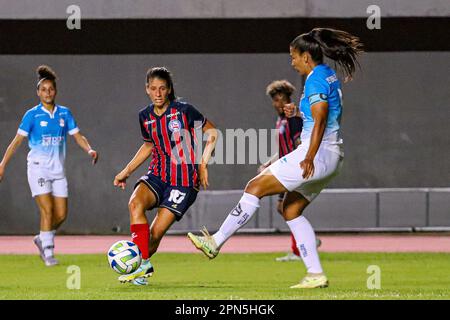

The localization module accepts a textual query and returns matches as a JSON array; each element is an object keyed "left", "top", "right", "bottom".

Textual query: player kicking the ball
[
  {"left": 114, "top": 67, "right": 217, "bottom": 285},
  {"left": 188, "top": 28, "right": 363, "bottom": 288}
]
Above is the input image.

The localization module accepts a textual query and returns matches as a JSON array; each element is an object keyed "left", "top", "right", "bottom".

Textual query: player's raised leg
[
  {"left": 118, "top": 183, "right": 157, "bottom": 283},
  {"left": 188, "top": 169, "right": 287, "bottom": 259},
  {"left": 282, "top": 191, "right": 328, "bottom": 288}
]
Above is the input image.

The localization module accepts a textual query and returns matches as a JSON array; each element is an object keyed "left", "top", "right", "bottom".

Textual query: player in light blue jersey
[
  {"left": 188, "top": 28, "right": 363, "bottom": 288},
  {"left": 0, "top": 65, "right": 98, "bottom": 266}
]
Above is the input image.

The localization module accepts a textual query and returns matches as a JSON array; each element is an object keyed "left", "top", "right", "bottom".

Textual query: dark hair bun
[{"left": 36, "top": 65, "right": 57, "bottom": 81}]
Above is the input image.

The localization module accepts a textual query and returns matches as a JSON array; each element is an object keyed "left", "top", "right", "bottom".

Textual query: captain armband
[{"left": 308, "top": 93, "right": 328, "bottom": 106}]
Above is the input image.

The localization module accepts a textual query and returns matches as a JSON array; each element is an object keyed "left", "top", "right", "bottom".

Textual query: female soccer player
[
  {"left": 114, "top": 67, "right": 217, "bottom": 285},
  {"left": 188, "top": 28, "right": 363, "bottom": 288},
  {"left": 0, "top": 65, "right": 98, "bottom": 266}
]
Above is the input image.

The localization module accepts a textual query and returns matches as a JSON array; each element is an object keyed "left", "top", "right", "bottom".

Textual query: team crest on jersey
[
  {"left": 40, "top": 121, "right": 48, "bottom": 127},
  {"left": 168, "top": 119, "right": 181, "bottom": 132},
  {"left": 59, "top": 118, "right": 65, "bottom": 127}
]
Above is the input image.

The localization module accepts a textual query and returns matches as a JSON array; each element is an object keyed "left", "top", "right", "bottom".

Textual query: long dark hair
[
  {"left": 146, "top": 67, "right": 176, "bottom": 101},
  {"left": 36, "top": 65, "right": 57, "bottom": 89},
  {"left": 290, "top": 28, "right": 364, "bottom": 79}
]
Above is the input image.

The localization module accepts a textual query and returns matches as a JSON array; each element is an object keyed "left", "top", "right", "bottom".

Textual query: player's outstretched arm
[
  {"left": 114, "top": 142, "right": 154, "bottom": 190},
  {"left": 0, "top": 134, "right": 25, "bottom": 182},
  {"left": 72, "top": 132, "right": 98, "bottom": 165},
  {"left": 198, "top": 120, "right": 218, "bottom": 190}
]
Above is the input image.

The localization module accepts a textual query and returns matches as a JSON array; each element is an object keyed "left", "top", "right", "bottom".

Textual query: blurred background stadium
[{"left": 0, "top": 0, "right": 449, "bottom": 235}]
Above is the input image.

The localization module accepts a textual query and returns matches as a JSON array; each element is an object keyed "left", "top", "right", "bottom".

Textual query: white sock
[
  {"left": 286, "top": 216, "right": 323, "bottom": 274},
  {"left": 39, "top": 231, "right": 55, "bottom": 258},
  {"left": 212, "top": 192, "right": 260, "bottom": 248}
]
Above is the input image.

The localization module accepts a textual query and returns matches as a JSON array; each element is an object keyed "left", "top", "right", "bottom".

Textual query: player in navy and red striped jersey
[{"left": 114, "top": 67, "right": 217, "bottom": 285}]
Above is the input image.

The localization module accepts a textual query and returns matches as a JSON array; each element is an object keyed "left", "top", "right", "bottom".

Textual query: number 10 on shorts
[{"left": 168, "top": 189, "right": 186, "bottom": 204}]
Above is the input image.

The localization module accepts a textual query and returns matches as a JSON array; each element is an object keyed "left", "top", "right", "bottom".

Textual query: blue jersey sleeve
[
  {"left": 185, "top": 104, "right": 206, "bottom": 129},
  {"left": 305, "top": 77, "right": 330, "bottom": 106},
  {"left": 18, "top": 110, "right": 34, "bottom": 136},
  {"left": 66, "top": 109, "right": 79, "bottom": 135}
]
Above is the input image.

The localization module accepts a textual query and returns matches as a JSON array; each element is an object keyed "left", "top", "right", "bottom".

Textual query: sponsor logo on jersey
[
  {"left": 326, "top": 74, "right": 338, "bottom": 84},
  {"left": 40, "top": 121, "right": 48, "bottom": 127},
  {"left": 167, "top": 112, "right": 180, "bottom": 118},
  {"left": 168, "top": 119, "right": 182, "bottom": 133},
  {"left": 42, "top": 136, "right": 64, "bottom": 146}
]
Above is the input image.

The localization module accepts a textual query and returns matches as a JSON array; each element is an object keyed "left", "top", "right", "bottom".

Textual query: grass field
[{"left": 0, "top": 252, "right": 449, "bottom": 300}]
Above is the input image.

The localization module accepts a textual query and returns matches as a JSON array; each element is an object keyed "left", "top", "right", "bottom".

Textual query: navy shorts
[{"left": 135, "top": 173, "right": 198, "bottom": 221}]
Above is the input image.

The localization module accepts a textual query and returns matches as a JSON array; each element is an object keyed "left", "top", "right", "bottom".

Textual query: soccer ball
[{"left": 107, "top": 240, "right": 142, "bottom": 274}]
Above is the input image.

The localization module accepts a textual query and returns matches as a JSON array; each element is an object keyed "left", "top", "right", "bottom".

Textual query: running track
[{"left": 1, "top": 234, "right": 450, "bottom": 254}]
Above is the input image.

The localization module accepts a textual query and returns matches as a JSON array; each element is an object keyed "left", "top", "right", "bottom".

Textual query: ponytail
[{"left": 291, "top": 28, "right": 364, "bottom": 79}]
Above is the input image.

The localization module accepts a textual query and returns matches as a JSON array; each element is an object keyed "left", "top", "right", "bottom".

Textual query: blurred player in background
[
  {"left": 259, "top": 80, "right": 321, "bottom": 262},
  {"left": 114, "top": 67, "right": 217, "bottom": 285},
  {"left": 189, "top": 28, "right": 363, "bottom": 288},
  {"left": 0, "top": 65, "right": 98, "bottom": 266}
]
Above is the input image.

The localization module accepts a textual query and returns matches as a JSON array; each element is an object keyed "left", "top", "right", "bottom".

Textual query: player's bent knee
[{"left": 244, "top": 178, "right": 262, "bottom": 197}]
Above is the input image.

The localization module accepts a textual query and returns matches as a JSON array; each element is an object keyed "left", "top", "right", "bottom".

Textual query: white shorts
[
  {"left": 268, "top": 144, "right": 343, "bottom": 202},
  {"left": 27, "top": 167, "right": 68, "bottom": 198}
]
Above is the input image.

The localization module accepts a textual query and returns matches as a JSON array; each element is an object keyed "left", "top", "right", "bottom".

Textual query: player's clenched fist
[
  {"left": 283, "top": 103, "right": 297, "bottom": 118},
  {"left": 114, "top": 170, "right": 129, "bottom": 190}
]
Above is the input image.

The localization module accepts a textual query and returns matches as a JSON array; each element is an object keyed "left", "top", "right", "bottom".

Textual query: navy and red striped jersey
[
  {"left": 139, "top": 100, "right": 206, "bottom": 188},
  {"left": 276, "top": 115, "right": 302, "bottom": 157}
]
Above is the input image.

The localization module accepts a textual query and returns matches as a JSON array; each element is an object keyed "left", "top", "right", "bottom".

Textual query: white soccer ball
[{"left": 107, "top": 240, "right": 142, "bottom": 274}]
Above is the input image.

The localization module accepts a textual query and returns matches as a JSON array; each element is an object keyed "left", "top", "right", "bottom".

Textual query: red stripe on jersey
[
  {"left": 159, "top": 116, "right": 170, "bottom": 183},
  {"left": 182, "top": 113, "right": 196, "bottom": 186},
  {"left": 285, "top": 122, "right": 294, "bottom": 151},
  {"left": 169, "top": 108, "right": 178, "bottom": 185},
  {"left": 149, "top": 114, "right": 161, "bottom": 177},
  {"left": 190, "top": 127, "right": 199, "bottom": 186},
  {"left": 172, "top": 108, "right": 188, "bottom": 186},
  {"left": 277, "top": 119, "right": 289, "bottom": 157},
  {"left": 149, "top": 149, "right": 158, "bottom": 175}
]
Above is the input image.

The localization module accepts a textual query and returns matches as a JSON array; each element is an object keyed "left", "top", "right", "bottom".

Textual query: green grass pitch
[{"left": 0, "top": 253, "right": 449, "bottom": 300}]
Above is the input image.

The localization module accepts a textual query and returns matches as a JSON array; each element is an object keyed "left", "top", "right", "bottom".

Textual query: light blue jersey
[
  {"left": 299, "top": 64, "right": 343, "bottom": 149},
  {"left": 17, "top": 104, "right": 79, "bottom": 178}
]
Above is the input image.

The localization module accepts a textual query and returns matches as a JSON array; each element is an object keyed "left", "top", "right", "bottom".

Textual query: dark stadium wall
[
  {"left": 1, "top": 52, "right": 449, "bottom": 190},
  {"left": 0, "top": 17, "right": 449, "bottom": 233}
]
